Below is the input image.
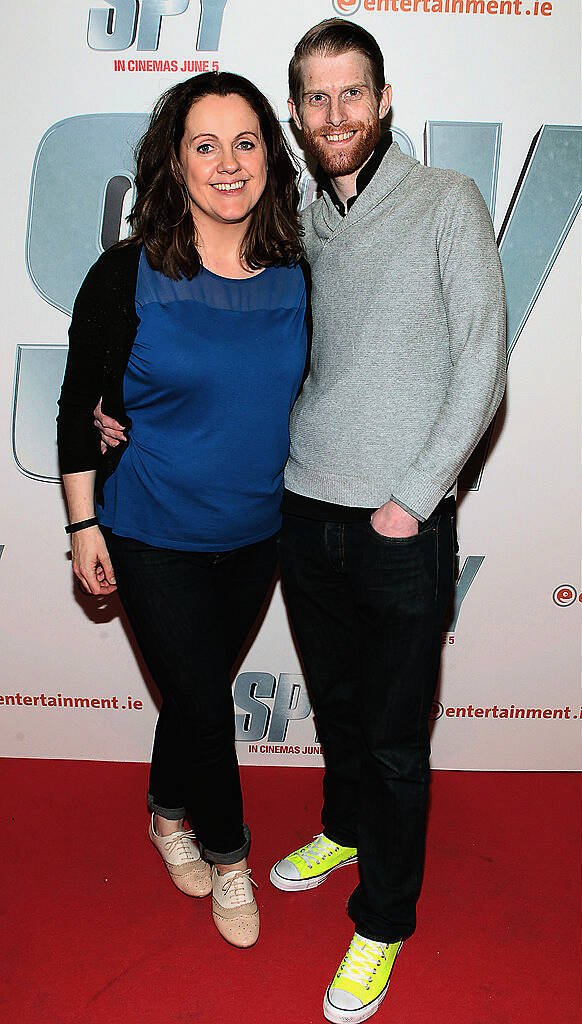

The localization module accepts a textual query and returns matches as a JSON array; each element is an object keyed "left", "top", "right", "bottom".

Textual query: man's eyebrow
[{"left": 302, "top": 81, "right": 370, "bottom": 98}]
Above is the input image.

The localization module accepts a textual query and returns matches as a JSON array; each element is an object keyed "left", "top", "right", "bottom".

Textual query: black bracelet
[{"left": 64, "top": 517, "right": 98, "bottom": 535}]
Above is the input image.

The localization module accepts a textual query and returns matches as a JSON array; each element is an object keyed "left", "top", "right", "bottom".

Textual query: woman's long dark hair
[{"left": 124, "top": 72, "right": 303, "bottom": 279}]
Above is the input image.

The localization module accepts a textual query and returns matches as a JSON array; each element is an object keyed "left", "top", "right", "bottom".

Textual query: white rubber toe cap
[
  {"left": 272, "top": 858, "right": 301, "bottom": 880},
  {"left": 327, "top": 989, "right": 363, "bottom": 1011}
]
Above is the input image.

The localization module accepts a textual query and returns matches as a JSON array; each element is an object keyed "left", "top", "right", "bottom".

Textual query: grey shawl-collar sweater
[{"left": 285, "top": 141, "right": 506, "bottom": 521}]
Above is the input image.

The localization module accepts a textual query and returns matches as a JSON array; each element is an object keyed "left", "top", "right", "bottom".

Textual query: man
[
  {"left": 95, "top": 19, "right": 506, "bottom": 1022},
  {"left": 269, "top": 18, "right": 506, "bottom": 1024}
]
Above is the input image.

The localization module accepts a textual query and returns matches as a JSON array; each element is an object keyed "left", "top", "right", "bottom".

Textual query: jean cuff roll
[
  {"left": 147, "top": 793, "right": 187, "bottom": 821},
  {"left": 200, "top": 823, "right": 251, "bottom": 865}
]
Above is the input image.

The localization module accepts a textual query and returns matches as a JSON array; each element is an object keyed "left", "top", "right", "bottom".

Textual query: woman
[{"left": 57, "top": 72, "right": 307, "bottom": 948}]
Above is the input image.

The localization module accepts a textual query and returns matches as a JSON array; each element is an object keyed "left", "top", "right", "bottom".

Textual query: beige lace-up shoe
[
  {"left": 211, "top": 866, "right": 259, "bottom": 947},
  {"left": 149, "top": 815, "right": 212, "bottom": 897}
]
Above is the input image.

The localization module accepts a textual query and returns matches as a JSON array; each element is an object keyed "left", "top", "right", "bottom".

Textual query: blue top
[{"left": 98, "top": 250, "right": 307, "bottom": 551}]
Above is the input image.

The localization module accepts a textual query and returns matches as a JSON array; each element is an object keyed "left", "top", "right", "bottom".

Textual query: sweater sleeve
[
  {"left": 391, "top": 176, "right": 506, "bottom": 520},
  {"left": 57, "top": 245, "right": 140, "bottom": 475},
  {"left": 57, "top": 257, "right": 112, "bottom": 474}
]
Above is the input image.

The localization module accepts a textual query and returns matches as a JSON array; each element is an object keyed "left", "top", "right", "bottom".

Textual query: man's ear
[
  {"left": 288, "top": 97, "right": 302, "bottom": 131},
  {"left": 378, "top": 84, "right": 392, "bottom": 121}
]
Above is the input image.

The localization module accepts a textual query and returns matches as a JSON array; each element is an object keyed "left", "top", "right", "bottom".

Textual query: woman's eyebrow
[{"left": 190, "top": 130, "right": 260, "bottom": 141}]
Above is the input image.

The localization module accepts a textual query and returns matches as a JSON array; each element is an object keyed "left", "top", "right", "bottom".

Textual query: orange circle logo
[
  {"left": 429, "top": 701, "right": 444, "bottom": 721},
  {"left": 553, "top": 585, "right": 577, "bottom": 606},
  {"left": 332, "top": 0, "right": 362, "bottom": 14}
]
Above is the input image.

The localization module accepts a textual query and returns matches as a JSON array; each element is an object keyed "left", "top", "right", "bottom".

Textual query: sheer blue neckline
[{"left": 199, "top": 265, "right": 268, "bottom": 283}]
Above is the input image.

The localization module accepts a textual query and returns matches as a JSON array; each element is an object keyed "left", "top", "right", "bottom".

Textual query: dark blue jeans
[
  {"left": 102, "top": 528, "right": 277, "bottom": 864},
  {"left": 278, "top": 500, "right": 456, "bottom": 942}
]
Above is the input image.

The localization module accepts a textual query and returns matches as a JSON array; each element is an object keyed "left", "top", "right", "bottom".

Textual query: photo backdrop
[{"left": 2, "top": 0, "right": 580, "bottom": 770}]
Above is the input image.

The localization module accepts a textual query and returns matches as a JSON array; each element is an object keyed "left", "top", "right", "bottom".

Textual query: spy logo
[
  {"left": 552, "top": 585, "right": 578, "bottom": 607},
  {"left": 234, "top": 672, "right": 312, "bottom": 743},
  {"left": 88, "top": 0, "right": 228, "bottom": 52},
  {"left": 332, "top": 0, "right": 361, "bottom": 14}
]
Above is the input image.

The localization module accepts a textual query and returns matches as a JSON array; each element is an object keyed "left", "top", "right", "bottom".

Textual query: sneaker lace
[
  {"left": 221, "top": 869, "right": 257, "bottom": 906},
  {"left": 297, "top": 833, "right": 338, "bottom": 869},
  {"left": 163, "top": 830, "right": 198, "bottom": 863},
  {"left": 336, "top": 937, "right": 386, "bottom": 990}
]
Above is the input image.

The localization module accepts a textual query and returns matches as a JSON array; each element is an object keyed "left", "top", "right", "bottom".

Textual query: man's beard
[{"left": 302, "top": 118, "right": 380, "bottom": 178}]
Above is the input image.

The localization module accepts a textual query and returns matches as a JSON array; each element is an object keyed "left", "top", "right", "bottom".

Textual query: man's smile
[{"left": 322, "top": 130, "right": 356, "bottom": 143}]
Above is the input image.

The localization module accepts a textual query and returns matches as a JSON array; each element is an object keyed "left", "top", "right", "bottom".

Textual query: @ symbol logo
[
  {"left": 429, "top": 701, "right": 444, "bottom": 721},
  {"left": 332, "top": 0, "right": 362, "bottom": 15},
  {"left": 552, "top": 585, "right": 578, "bottom": 607}
]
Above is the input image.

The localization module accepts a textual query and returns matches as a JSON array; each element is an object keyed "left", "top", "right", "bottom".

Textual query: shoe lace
[
  {"left": 221, "top": 869, "right": 257, "bottom": 906},
  {"left": 163, "top": 830, "right": 198, "bottom": 863},
  {"left": 336, "top": 937, "right": 386, "bottom": 990},
  {"left": 296, "top": 833, "right": 338, "bottom": 869}
]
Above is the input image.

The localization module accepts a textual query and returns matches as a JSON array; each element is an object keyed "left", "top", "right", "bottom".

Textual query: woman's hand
[
  {"left": 93, "top": 399, "right": 127, "bottom": 454},
  {"left": 71, "top": 526, "right": 117, "bottom": 595}
]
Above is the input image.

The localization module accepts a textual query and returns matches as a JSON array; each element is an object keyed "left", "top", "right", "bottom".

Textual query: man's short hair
[{"left": 288, "top": 18, "right": 386, "bottom": 108}]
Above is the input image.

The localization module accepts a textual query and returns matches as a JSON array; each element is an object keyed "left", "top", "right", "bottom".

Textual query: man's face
[{"left": 289, "top": 50, "right": 391, "bottom": 179}]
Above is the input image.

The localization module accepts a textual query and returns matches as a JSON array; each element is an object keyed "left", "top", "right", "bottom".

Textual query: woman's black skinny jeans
[{"left": 102, "top": 527, "right": 277, "bottom": 864}]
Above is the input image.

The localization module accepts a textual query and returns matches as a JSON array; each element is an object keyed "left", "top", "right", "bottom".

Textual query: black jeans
[
  {"left": 103, "top": 528, "right": 277, "bottom": 864},
  {"left": 278, "top": 500, "right": 456, "bottom": 942}
]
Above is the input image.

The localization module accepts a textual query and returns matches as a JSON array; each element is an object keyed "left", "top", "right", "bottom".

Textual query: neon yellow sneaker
[
  {"left": 323, "top": 933, "right": 403, "bottom": 1023},
  {"left": 269, "top": 833, "right": 357, "bottom": 891}
]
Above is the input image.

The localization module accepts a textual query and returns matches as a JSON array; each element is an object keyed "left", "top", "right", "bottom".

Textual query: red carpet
[{"left": 0, "top": 761, "right": 579, "bottom": 1024}]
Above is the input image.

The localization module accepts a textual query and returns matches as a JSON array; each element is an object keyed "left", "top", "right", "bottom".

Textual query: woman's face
[{"left": 178, "top": 93, "right": 268, "bottom": 230}]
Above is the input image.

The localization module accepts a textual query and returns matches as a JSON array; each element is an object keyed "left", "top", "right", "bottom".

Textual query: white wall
[{"left": 1, "top": 0, "right": 580, "bottom": 769}]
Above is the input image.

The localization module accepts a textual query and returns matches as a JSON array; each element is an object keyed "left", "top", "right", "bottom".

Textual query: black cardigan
[
  {"left": 58, "top": 243, "right": 141, "bottom": 502},
  {"left": 57, "top": 242, "right": 312, "bottom": 504}
]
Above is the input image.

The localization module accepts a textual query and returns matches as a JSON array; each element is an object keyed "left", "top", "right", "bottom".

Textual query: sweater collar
[{"left": 311, "top": 138, "right": 419, "bottom": 244}]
